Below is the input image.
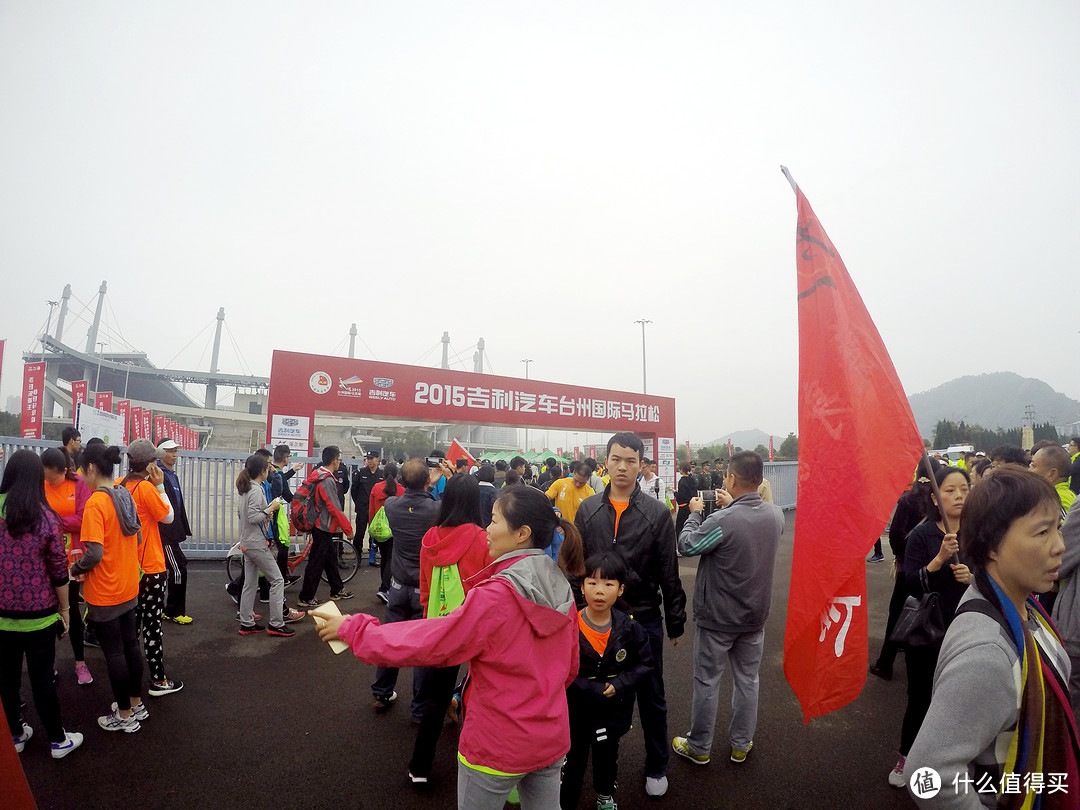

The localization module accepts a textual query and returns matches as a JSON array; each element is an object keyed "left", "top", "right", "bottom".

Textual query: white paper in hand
[{"left": 309, "top": 601, "right": 350, "bottom": 655}]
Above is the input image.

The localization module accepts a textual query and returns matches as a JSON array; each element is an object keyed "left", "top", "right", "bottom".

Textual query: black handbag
[{"left": 889, "top": 593, "right": 945, "bottom": 649}]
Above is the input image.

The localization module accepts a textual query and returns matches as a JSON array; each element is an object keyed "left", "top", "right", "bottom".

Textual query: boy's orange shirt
[{"left": 578, "top": 612, "right": 611, "bottom": 657}]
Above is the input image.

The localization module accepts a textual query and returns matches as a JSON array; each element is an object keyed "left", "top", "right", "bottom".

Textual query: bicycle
[{"left": 225, "top": 534, "right": 359, "bottom": 588}]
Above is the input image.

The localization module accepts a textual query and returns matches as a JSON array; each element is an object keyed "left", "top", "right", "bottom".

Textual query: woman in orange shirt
[
  {"left": 72, "top": 443, "right": 147, "bottom": 734},
  {"left": 119, "top": 439, "right": 181, "bottom": 698},
  {"left": 42, "top": 448, "right": 93, "bottom": 686}
]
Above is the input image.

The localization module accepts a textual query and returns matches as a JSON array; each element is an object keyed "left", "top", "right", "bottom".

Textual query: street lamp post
[
  {"left": 520, "top": 359, "right": 533, "bottom": 451},
  {"left": 634, "top": 319, "right": 652, "bottom": 394}
]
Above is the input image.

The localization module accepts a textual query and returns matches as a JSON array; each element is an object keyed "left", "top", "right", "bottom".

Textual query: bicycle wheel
[
  {"left": 225, "top": 553, "right": 244, "bottom": 585},
  {"left": 325, "top": 539, "right": 359, "bottom": 584}
]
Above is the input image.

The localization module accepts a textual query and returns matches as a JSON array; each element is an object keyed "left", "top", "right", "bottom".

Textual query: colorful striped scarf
[{"left": 987, "top": 576, "right": 1080, "bottom": 809}]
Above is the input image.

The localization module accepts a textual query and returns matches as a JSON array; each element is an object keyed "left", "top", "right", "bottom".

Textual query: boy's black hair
[
  {"left": 583, "top": 551, "right": 628, "bottom": 585},
  {"left": 606, "top": 432, "right": 644, "bottom": 459}
]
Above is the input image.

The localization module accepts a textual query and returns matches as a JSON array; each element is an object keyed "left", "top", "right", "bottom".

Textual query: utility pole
[
  {"left": 348, "top": 323, "right": 357, "bottom": 359},
  {"left": 205, "top": 308, "right": 225, "bottom": 409},
  {"left": 634, "top": 319, "right": 652, "bottom": 394},
  {"left": 440, "top": 332, "right": 451, "bottom": 370}
]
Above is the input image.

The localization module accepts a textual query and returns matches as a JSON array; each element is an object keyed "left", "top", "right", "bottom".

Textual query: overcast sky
[{"left": 2, "top": 1, "right": 1077, "bottom": 444}]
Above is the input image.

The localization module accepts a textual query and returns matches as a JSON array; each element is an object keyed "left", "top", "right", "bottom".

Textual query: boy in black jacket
[{"left": 562, "top": 552, "right": 653, "bottom": 810}]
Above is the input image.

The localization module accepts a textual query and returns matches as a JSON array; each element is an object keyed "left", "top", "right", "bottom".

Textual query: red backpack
[{"left": 290, "top": 471, "right": 324, "bottom": 533}]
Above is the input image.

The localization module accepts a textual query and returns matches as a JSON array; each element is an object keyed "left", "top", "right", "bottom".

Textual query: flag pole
[
  {"left": 921, "top": 450, "right": 960, "bottom": 564},
  {"left": 780, "top": 165, "right": 798, "bottom": 193}
]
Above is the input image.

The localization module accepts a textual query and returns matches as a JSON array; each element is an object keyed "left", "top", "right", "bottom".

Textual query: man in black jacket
[
  {"left": 156, "top": 438, "right": 194, "bottom": 625},
  {"left": 373, "top": 458, "right": 439, "bottom": 711},
  {"left": 575, "top": 432, "right": 686, "bottom": 799},
  {"left": 350, "top": 450, "right": 384, "bottom": 566}
]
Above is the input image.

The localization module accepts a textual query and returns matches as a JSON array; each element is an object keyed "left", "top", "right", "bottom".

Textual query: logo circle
[
  {"left": 909, "top": 766, "right": 941, "bottom": 799},
  {"left": 309, "top": 372, "right": 332, "bottom": 395}
]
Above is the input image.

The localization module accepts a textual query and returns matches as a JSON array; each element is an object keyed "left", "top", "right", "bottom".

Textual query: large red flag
[
  {"left": 781, "top": 169, "right": 923, "bottom": 723},
  {"left": 446, "top": 439, "right": 476, "bottom": 467}
]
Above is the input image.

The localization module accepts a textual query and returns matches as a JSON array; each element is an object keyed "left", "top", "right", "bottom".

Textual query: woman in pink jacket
[{"left": 319, "top": 484, "right": 580, "bottom": 810}]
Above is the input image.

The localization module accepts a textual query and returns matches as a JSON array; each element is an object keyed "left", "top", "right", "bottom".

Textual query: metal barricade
[
  {"left": 0, "top": 437, "right": 364, "bottom": 559},
  {"left": 762, "top": 461, "right": 798, "bottom": 509}
]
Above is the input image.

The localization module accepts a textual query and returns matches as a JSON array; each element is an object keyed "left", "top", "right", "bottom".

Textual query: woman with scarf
[{"left": 906, "top": 467, "right": 1079, "bottom": 808}]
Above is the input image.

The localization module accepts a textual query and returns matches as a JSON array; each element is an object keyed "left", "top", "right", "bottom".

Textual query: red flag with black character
[{"left": 780, "top": 167, "right": 923, "bottom": 723}]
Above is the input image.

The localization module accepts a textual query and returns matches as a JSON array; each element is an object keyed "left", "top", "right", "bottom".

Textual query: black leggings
[
  {"left": 69, "top": 580, "right": 85, "bottom": 661},
  {"left": 0, "top": 626, "right": 65, "bottom": 742},
  {"left": 91, "top": 607, "right": 145, "bottom": 708}
]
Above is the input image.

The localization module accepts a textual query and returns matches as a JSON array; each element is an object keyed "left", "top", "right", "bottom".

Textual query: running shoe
[
  {"left": 148, "top": 679, "right": 184, "bottom": 697},
  {"left": 284, "top": 608, "right": 306, "bottom": 623},
  {"left": 235, "top": 612, "right": 263, "bottom": 622},
  {"left": 730, "top": 741, "right": 753, "bottom": 763},
  {"left": 112, "top": 701, "right": 149, "bottom": 721},
  {"left": 267, "top": 625, "right": 295, "bottom": 637},
  {"left": 596, "top": 795, "right": 617, "bottom": 810},
  {"left": 225, "top": 583, "right": 240, "bottom": 606},
  {"left": 98, "top": 709, "right": 140, "bottom": 733},
  {"left": 297, "top": 598, "right": 321, "bottom": 608},
  {"left": 83, "top": 627, "right": 101, "bottom": 648},
  {"left": 408, "top": 771, "right": 429, "bottom": 785},
  {"left": 163, "top": 614, "right": 193, "bottom": 625},
  {"left": 330, "top": 590, "right": 354, "bottom": 601},
  {"left": 238, "top": 623, "right": 265, "bottom": 635},
  {"left": 376, "top": 591, "right": 389, "bottom": 605},
  {"left": 75, "top": 661, "right": 93, "bottom": 686},
  {"left": 888, "top": 754, "right": 906, "bottom": 787},
  {"left": 373, "top": 691, "right": 398, "bottom": 709},
  {"left": 13, "top": 722, "right": 33, "bottom": 753},
  {"left": 645, "top": 775, "right": 668, "bottom": 797},
  {"left": 866, "top": 553, "right": 885, "bottom": 563},
  {"left": 50, "top": 730, "right": 84, "bottom": 759},
  {"left": 672, "top": 736, "right": 710, "bottom": 765}
]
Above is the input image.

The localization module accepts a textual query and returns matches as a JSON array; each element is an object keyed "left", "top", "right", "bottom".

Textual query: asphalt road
[{"left": 18, "top": 511, "right": 916, "bottom": 810}]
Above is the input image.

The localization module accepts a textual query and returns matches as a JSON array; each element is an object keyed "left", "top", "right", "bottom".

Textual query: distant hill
[
  {"left": 908, "top": 372, "right": 1080, "bottom": 440},
  {"left": 704, "top": 428, "right": 779, "bottom": 450}
]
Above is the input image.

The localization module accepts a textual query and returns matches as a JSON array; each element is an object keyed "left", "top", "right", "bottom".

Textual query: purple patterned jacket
[{"left": 0, "top": 507, "right": 69, "bottom": 620}]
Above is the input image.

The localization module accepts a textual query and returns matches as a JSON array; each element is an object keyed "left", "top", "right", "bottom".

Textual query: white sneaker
[
  {"left": 12, "top": 722, "right": 33, "bottom": 753},
  {"left": 98, "top": 709, "right": 140, "bottom": 733},
  {"left": 112, "top": 701, "right": 149, "bottom": 721},
  {"left": 50, "top": 730, "right": 83, "bottom": 759},
  {"left": 888, "top": 754, "right": 906, "bottom": 787},
  {"left": 645, "top": 775, "right": 668, "bottom": 797}
]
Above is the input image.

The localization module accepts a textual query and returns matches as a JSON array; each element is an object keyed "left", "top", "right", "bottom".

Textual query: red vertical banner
[
  {"left": 154, "top": 414, "right": 165, "bottom": 442},
  {"left": 130, "top": 407, "right": 143, "bottom": 440},
  {"left": 556, "top": 447, "right": 563, "bottom": 457},
  {"left": 573, "top": 446, "right": 580, "bottom": 460},
  {"left": 116, "top": 400, "right": 130, "bottom": 444},
  {"left": 20, "top": 362, "right": 45, "bottom": 438},
  {"left": 142, "top": 410, "right": 152, "bottom": 441},
  {"left": 727, "top": 439, "right": 733, "bottom": 458},
  {"left": 71, "top": 380, "right": 88, "bottom": 425},
  {"left": 95, "top": 391, "right": 112, "bottom": 412},
  {"left": 769, "top": 435, "right": 775, "bottom": 462},
  {"left": 781, "top": 173, "right": 923, "bottom": 723}
]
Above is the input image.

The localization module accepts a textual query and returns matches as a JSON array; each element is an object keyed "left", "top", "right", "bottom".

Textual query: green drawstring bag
[
  {"left": 426, "top": 564, "right": 466, "bottom": 619},
  {"left": 369, "top": 506, "right": 392, "bottom": 542},
  {"left": 275, "top": 505, "right": 291, "bottom": 548}
]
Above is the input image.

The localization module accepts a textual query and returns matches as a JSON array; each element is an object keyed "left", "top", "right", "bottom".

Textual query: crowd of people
[
  {"left": 4, "top": 426, "right": 1080, "bottom": 809},
  {"left": 865, "top": 441, "right": 1080, "bottom": 807}
]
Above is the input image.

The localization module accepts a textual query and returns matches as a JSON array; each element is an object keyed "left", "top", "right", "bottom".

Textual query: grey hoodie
[{"left": 491, "top": 548, "right": 576, "bottom": 616}]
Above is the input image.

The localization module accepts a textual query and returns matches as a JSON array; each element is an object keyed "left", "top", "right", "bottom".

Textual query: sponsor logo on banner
[
  {"left": 282, "top": 417, "right": 298, "bottom": 427},
  {"left": 336, "top": 374, "right": 365, "bottom": 399},
  {"left": 373, "top": 377, "right": 394, "bottom": 389},
  {"left": 309, "top": 371, "right": 332, "bottom": 395}
]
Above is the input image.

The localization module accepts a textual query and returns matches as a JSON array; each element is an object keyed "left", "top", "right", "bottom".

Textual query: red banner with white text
[
  {"left": 116, "top": 400, "right": 130, "bottom": 445},
  {"left": 71, "top": 381, "right": 88, "bottom": 425},
  {"left": 21, "top": 363, "right": 45, "bottom": 438},
  {"left": 782, "top": 179, "right": 923, "bottom": 723},
  {"left": 95, "top": 392, "right": 112, "bottom": 413}
]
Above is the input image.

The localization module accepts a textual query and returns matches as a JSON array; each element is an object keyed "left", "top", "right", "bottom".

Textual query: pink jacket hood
[{"left": 338, "top": 549, "right": 578, "bottom": 773}]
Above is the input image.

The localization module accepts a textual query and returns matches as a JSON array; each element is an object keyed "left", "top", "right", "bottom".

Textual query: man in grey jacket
[{"left": 671, "top": 451, "right": 784, "bottom": 766}]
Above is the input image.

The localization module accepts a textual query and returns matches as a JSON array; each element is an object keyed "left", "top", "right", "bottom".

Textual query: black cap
[{"left": 365, "top": 450, "right": 380, "bottom": 459}]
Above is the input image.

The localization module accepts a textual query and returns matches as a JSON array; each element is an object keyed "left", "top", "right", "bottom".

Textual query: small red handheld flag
[{"left": 781, "top": 167, "right": 923, "bottom": 723}]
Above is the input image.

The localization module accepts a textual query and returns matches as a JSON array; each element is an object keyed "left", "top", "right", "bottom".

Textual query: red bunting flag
[
  {"left": 21, "top": 363, "right": 46, "bottom": 439},
  {"left": 781, "top": 168, "right": 923, "bottom": 723},
  {"left": 116, "top": 400, "right": 130, "bottom": 444},
  {"left": 71, "top": 380, "right": 88, "bottom": 426}
]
